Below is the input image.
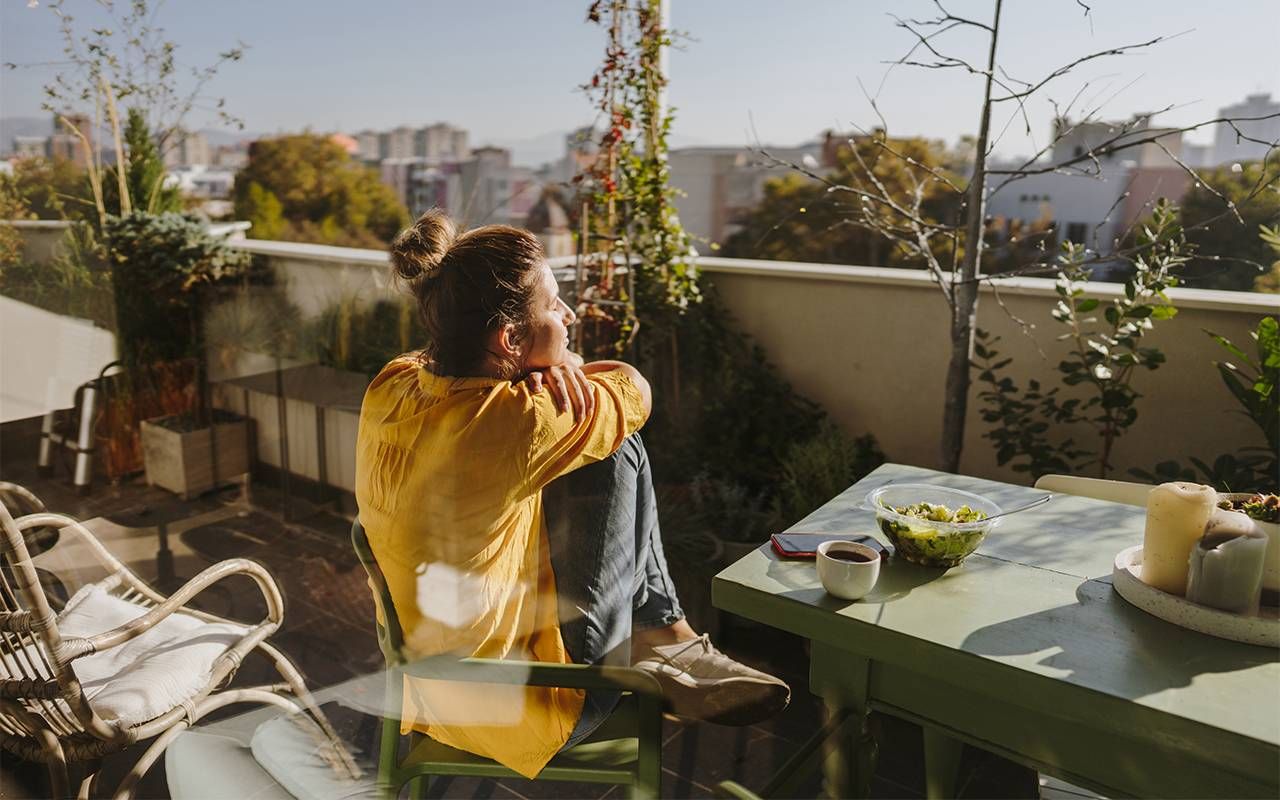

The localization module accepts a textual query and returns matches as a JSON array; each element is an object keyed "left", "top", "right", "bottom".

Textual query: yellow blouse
[{"left": 354, "top": 356, "right": 648, "bottom": 778}]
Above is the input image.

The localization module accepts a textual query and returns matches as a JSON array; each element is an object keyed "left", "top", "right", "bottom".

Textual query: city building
[
  {"left": 408, "top": 161, "right": 464, "bottom": 219},
  {"left": 354, "top": 130, "right": 382, "bottom": 161},
  {"left": 1182, "top": 142, "right": 1212, "bottom": 168},
  {"left": 668, "top": 140, "right": 822, "bottom": 246},
  {"left": 380, "top": 157, "right": 429, "bottom": 212},
  {"left": 382, "top": 126, "right": 416, "bottom": 160},
  {"left": 1211, "top": 93, "right": 1280, "bottom": 167},
  {"left": 353, "top": 123, "right": 469, "bottom": 164},
  {"left": 525, "top": 188, "right": 574, "bottom": 258},
  {"left": 47, "top": 113, "right": 93, "bottom": 168},
  {"left": 166, "top": 165, "right": 236, "bottom": 199},
  {"left": 415, "top": 123, "right": 469, "bottom": 161},
  {"left": 163, "top": 130, "right": 211, "bottom": 168},
  {"left": 457, "top": 147, "right": 538, "bottom": 227},
  {"left": 985, "top": 114, "right": 1187, "bottom": 256},
  {"left": 11, "top": 137, "right": 46, "bottom": 159},
  {"left": 211, "top": 144, "right": 249, "bottom": 170}
]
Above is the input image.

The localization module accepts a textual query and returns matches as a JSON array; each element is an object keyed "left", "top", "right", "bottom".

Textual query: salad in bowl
[{"left": 865, "top": 483, "right": 1002, "bottom": 567}]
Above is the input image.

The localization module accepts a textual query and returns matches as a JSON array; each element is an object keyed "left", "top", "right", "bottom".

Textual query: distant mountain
[
  {"left": 0, "top": 116, "right": 53, "bottom": 154},
  {"left": 485, "top": 128, "right": 715, "bottom": 169},
  {"left": 1, "top": 116, "right": 264, "bottom": 155},
  {"left": 484, "top": 130, "right": 573, "bottom": 168}
]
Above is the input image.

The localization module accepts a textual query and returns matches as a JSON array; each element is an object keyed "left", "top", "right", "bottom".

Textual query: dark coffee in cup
[{"left": 827, "top": 549, "right": 874, "bottom": 563}]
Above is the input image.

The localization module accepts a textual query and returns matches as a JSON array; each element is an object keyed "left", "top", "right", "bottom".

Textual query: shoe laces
[{"left": 653, "top": 633, "right": 714, "bottom": 666}]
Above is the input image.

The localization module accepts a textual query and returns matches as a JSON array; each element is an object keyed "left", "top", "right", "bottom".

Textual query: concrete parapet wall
[
  {"left": 697, "top": 256, "right": 1276, "bottom": 483},
  {"left": 228, "top": 240, "right": 1278, "bottom": 486}
]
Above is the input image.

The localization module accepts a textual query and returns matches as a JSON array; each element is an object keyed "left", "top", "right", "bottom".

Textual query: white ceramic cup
[{"left": 816, "top": 540, "right": 881, "bottom": 600}]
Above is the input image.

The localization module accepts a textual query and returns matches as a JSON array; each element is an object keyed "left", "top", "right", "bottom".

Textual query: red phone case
[{"left": 770, "top": 533, "right": 884, "bottom": 559}]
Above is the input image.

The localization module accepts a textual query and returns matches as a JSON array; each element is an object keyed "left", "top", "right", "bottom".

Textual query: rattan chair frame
[{"left": 0, "top": 483, "right": 361, "bottom": 799}]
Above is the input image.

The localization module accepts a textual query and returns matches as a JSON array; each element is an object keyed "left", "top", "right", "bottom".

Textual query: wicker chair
[{"left": 0, "top": 483, "right": 361, "bottom": 799}]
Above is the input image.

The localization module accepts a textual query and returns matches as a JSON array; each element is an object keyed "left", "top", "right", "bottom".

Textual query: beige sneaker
[{"left": 632, "top": 634, "right": 791, "bottom": 725}]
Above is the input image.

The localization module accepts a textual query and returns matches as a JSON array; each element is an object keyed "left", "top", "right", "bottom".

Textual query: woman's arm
[
  {"left": 581, "top": 360, "right": 652, "bottom": 418},
  {"left": 525, "top": 356, "right": 652, "bottom": 421}
]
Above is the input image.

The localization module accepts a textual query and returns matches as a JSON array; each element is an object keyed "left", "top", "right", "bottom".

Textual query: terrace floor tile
[{"left": 0, "top": 434, "right": 1040, "bottom": 798}]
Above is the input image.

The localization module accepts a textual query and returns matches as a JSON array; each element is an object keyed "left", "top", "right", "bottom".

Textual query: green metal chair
[
  {"left": 351, "top": 520, "right": 665, "bottom": 799},
  {"left": 712, "top": 708, "right": 854, "bottom": 800}
]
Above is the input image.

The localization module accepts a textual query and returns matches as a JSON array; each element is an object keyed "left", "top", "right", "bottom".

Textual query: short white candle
[
  {"left": 1141, "top": 482, "right": 1217, "bottom": 595},
  {"left": 1186, "top": 509, "right": 1268, "bottom": 614}
]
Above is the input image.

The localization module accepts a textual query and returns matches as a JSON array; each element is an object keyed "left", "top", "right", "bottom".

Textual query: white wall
[
  {"left": 698, "top": 257, "right": 1275, "bottom": 484},
  {"left": 0, "top": 295, "right": 116, "bottom": 423}
]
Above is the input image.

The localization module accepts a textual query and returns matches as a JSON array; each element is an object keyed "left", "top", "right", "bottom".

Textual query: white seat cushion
[
  {"left": 251, "top": 713, "right": 377, "bottom": 800},
  {"left": 54, "top": 582, "right": 250, "bottom": 727},
  {"left": 166, "top": 729, "right": 295, "bottom": 800}
]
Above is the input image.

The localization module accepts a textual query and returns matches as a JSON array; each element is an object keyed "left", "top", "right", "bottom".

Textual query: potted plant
[{"left": 99, "top": 207, "right": 256, "bottom": 497}]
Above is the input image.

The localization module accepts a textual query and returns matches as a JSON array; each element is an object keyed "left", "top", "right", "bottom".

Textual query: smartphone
[{"left": 770, "top": 532, "right": 887, "bottom": 559}]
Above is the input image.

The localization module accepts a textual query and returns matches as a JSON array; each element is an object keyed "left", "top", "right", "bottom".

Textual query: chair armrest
[
  {"left": 396, "top": 656, "right": 664, "bottom": 697},
  {"left": 70, "top": 557, "right": 285, "bottom": 658},
  {"left": 13, "top": 512, "right": 129, "bottom": 576},
  {"left": 715, "top": 781, "right": 763, "bottom": 800}
]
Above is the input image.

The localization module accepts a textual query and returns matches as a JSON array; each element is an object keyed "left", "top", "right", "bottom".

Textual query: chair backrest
[
  {"left": 1034, "top": 474, "right": 1153, "bottom": 507},
  {"left": 350, "top": 519, "right": 406, "bottom": 666},
  {"left": 0, "top": 496, "right": 102, "bottom": 749}
]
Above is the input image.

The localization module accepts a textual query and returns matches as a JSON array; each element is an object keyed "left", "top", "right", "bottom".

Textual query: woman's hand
[{"left": 525, "top": 361, "right": 595, "bottom": 422}]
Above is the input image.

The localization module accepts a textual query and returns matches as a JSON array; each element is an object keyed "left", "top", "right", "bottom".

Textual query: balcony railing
[{"left": 217, "top": 238, "right": 1273, "bottom": 488}]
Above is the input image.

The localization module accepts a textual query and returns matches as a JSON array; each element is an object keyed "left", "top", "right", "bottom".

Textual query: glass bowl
[{"left": 865, "top": 483, "right": 1003, "bottom": 568}]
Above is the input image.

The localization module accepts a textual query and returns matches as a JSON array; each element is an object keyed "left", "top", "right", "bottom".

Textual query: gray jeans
[{"left": 543, "top": 433, "right": 684, "bottom": 749}]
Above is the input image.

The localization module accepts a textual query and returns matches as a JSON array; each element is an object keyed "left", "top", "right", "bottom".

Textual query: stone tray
[{"left": 1112, "top": 545, "right": 1280, "bottom": 648}]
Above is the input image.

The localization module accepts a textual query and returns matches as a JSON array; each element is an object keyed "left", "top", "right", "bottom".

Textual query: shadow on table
[
  {"left": 960, "top": 578, "right": 1279, "bottom": 701},
  {"left": 765, "top": 550, "right": 948, "bottom": 615}
]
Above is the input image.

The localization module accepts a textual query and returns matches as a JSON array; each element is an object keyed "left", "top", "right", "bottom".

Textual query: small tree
[
  {"left": 5, "top": 0, "right": 245, "bottom": 223},
  {"left": 100, "top": 108, "right": 182, "bottom": 217},
  {"left": 1180, "top": 164, "right": 1280, "bottom": 291},
  {"left": 722, "top": 135, "right": 958, "bottom": 267},
  {"left": 232, "top": 134, "right": 409, "bottom": 248},
  {"left": 757, "top": 0, "right": 1280, "bottom": 472},
  {"left": 975, "top": 200, "right": 1189, "bottom": 478}
]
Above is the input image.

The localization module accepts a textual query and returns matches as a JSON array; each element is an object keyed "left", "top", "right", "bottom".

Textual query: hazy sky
[{"left": 2, "top": 0, "right": 1277, "bottom": 163}]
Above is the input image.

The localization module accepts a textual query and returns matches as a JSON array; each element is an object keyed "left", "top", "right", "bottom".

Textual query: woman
[{"left": 355, "top": 210, "right": 789, "bottom": 779}]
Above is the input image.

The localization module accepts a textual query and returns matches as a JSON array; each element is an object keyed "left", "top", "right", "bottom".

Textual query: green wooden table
[{"left": 712, "top": 464, "right": 1280, "bottom": 799}]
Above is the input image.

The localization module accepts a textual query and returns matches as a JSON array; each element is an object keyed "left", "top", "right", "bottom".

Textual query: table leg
[
  {"left": 812, "top": 643, "right": 878, "bottom": 799},
  {"left": 922, "top": 727, "right": 964, "bottom": 799}
]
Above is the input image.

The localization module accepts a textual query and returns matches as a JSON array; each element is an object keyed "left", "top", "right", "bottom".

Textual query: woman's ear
[{"left": 495, "top": 323, "right": 522, "bottom": 359}]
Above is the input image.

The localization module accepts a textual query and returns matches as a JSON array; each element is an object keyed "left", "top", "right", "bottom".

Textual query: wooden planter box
[
  {"left": 140, "top": 412, "right": 250, "bottom": 499},
  {"left": 211, "top": 364, "right": 368, "bottom": 493}
]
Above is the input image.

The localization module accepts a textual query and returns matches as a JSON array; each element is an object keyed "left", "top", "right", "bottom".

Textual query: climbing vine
[{"left": 576, "top": 0, "right": 700, "bottom": 359}]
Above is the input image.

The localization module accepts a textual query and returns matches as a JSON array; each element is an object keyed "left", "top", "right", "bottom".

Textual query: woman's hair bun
[{"left": 390, "top": 208, "right": 457, "bottom": 283}]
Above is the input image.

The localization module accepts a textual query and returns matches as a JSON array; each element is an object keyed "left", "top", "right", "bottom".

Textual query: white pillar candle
[
  {"left": 1141, "top": 481, "right": 1217, "bottom": 595},
  {"left": 1186, "top": 510, "right": 1268, "bottom": 615}
]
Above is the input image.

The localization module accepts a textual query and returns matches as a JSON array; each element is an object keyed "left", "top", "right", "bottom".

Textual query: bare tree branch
[
  {"left": 989, "top": 112, "right": 1280, "bottom": 197},
  {"left": 991, "top": 31, "right": 1190, "bottom": 104}
]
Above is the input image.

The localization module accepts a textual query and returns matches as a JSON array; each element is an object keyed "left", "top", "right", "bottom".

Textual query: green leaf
[
  {"left": 1105, "top": 306, "right": 1120, "bottom": 326},
  {"left": 1127, "top": 306, "right": 1154, "bottom": 319},
  {"left": 1257, "top": 317, "right": 1280, "bottom": 367},
  {"left": 1075, "top": 298, "right": 1100, "bottom": 313},
  {"left": 1204, "top": 328, "right": 1251, "bottom": 365},
  {"left": 1150, "top": 305, "right": 1178, "bottom": 321}
]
